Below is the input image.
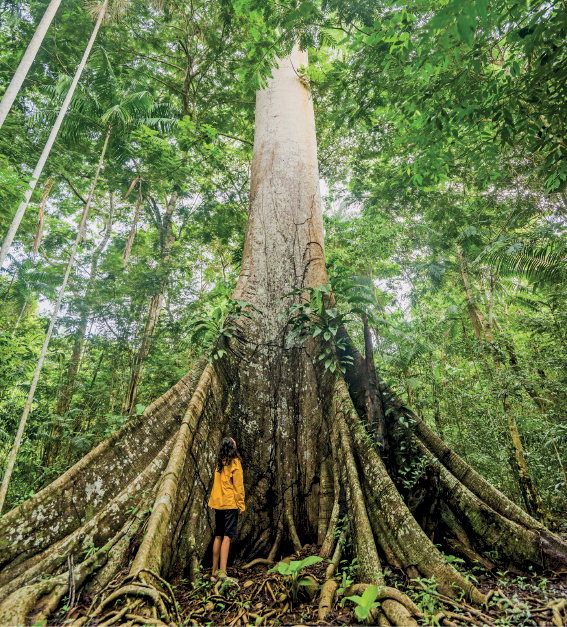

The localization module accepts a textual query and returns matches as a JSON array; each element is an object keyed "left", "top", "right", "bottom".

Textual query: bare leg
[
  {"left": 212, "top": 536, "right": 222, "bottom": 579},
  {"left": 219, "top": 536, "right": 231, "bottom": 577}
]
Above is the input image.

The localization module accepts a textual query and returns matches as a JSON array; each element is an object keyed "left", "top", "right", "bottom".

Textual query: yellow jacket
[{"left": 208, "top": 458, "right": 245, "bottom": 513}]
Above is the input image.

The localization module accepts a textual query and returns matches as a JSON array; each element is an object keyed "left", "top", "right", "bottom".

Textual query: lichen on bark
[{"left": 1, "top": 45, "right": 566, "bottom": 625}]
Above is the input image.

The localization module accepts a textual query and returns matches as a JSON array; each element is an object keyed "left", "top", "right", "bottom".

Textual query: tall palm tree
[
  {"left": 0, "top": 0, "right": 63, "bottom": 129},
  {"left": 0, "top": 0, "right": 109, "bottom": 269},
  {"left": 0, "top": 122, "right": 110, "bottom": 513},
  {"left": 0, "top": 62, "right": 172, "bottom": 500}
]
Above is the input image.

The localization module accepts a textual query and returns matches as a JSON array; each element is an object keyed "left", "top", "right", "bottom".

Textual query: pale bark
[
  {"left": 455, "top": 244, "right": 483, "bottom": 342},
  {"left": 32, "top": 178, "right": 54, "bottom": 255},
  {"left": 455, "top": 244, "right": 550, "bottom": 522},
  {"left": 0, "top": 126, "right": 111, "bottom": 513},
  {"left": 0, "top": 0, "right": 63, "bottom": 129},
  {"left": 10, "top": 298, "right": 28, "bottom": 338},
  {"left": 0, "top": 0, "right": 108, "bottom": 268},
  {"left": 43, "top": 193, "right": 115, "bottom": 467},
  {"left": 1, "top": 46, "right": 566, "bottom": 625},
  {"left": 57, "top": 192, "right": 114, "bottom": 417}
]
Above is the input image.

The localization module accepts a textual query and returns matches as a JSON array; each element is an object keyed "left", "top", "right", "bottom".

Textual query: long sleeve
[{"left": 232, "top": 459, "right": 245, "bottom": 513}]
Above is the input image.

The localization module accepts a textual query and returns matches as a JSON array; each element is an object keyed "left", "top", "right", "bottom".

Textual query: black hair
[{"left": 215, "top": 437, "right": 241, "bottom": 472}]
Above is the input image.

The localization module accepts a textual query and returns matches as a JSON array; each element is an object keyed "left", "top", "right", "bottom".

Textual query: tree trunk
[
  {"left": 10, "top": 298, "right": 28, "bottom": 339},
  {"left": 32, "top": 178, "right": 54, "bottom": 255},
  {"left": 0, "top": 0, "right": 108, "bottom": 268},
  {"left": 123, "top": 191, "right": 178, "bottom": 414},
  {"left": 43, "top": 193, "right": 115, "bottom": 467},
  {"left": 0, "top": 47, "right": 566, "bottom": 625},
  {"left": 456, "top": 244, "right": 484, "bottom": 342},
  {"left": 122, "top": 179, "right": 142, "bottom": 267},
  {"left": 0, "top": 0, "right": 63, "bottom": 129},
  {"left": 123, "top": 291, "right": 164, "bottom": 414},
  {"left": 455, "top": 246, "right": 551, "bottom": 524},
  {"left": 0, "top": 126, "right": 111, "bottom": 514}
]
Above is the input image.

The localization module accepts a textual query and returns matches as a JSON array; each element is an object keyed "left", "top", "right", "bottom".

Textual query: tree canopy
[{"left": 0, "top": 0, "right": 566, "bottom": 622}]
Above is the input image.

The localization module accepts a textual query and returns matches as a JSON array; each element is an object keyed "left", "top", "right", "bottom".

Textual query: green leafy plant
[
  {"left": 189, "top": 298, "right": 262, "bottom": 362},
  {"left": 412, "top": 576, "right": 441, "bottom": 625},
  {"left": 344, "top": 584, "right": 381, "bottom": 623},
  {"left": 337, "top": 569, "right": 355, "bottom": 595},
  {"left": 268, "top": 555, "right": 322, "bottom": 604},
  {"left": 279, "top": 277, "right": 375, "bottom": 376}
]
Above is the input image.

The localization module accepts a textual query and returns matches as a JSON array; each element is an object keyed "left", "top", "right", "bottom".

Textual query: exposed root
[
  {"left": 318, "top": 579, "right": 337, "bottom": 621},
  {"left": 318, "top": 459, "right": 335, "bottom": 544},
  {"left": 325, "top": 527, "right": 346, "bottom": 579},
  {"left": 342, "top": 583, "right": 423, "bottom": 617},
  {"left": 406, "top": 398, "right": 567, "bottom": 568},
  {"left": 334, "top": 376, "right": 486, "bottom": 603},
  {"left": 381, "top": 598, "right": 420, "bottom": 627},
  {"left": 85, "top": 567, "right": 180, "bottom": 626},
  {"left": 320, "top": 433, "right": 342, "bottom": 560},
  {"left": 332, "top": 387, "right": 384, "bottom": 585},
  {"left": 0, "top": 540, "right": 110, "bottom": 625},
  {"left": 267, "top": 520, "right": 284, "bottom": 563},
  {"left": 284, "top": 497, "right": 302, "bottom": 553},
  {"left": 418, "top": 440, "right": 560, "bottom": 571},
  {"left": 0, "top": 362, "right": 207, "bottom": 583},
  {"left": 243, "top": 558, "right": 275, "bottom": 569},
  {"left": 131, "top": 364, "right": 214, "bottom": 577}
]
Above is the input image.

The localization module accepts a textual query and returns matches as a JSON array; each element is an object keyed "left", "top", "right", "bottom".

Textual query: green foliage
[
  {"left": 278, "top": 275, "right": 375, "bottom": 375},
  {"left": 189, "top": 297, "right": 262, "bottom": 363},
  {"left": 268, "top": 556, "right": 322, "bottom": 604},
  {"left": 344, "top": 584, "right": 381, "bottom": 622},
  {"left": 0, "top": 0, "right": 566, "bottom": 525}
]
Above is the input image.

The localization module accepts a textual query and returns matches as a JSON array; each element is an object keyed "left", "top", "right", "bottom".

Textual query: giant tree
[{"left": 0, "top": 47, "right": 566, "bottom": 625}]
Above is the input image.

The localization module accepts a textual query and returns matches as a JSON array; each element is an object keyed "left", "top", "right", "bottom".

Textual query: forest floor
[
  {"left": 45, "top": 543, "right": 567, "bottom": 626},
  {"left": 170, "top": 543, "right": 567, "bottom": 627}
]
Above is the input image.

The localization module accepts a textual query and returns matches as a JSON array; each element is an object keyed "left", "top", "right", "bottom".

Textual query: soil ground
[{"left": 43, "top": 542, "right": 567, "bottom": 626}]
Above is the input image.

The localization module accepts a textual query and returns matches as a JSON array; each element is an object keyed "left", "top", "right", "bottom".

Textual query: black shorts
[{"left": 214, "top": 508, "right": 238, "bottom": 539}]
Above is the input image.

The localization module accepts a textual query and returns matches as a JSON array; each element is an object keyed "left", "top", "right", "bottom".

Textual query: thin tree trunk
[
  {"left": 466, "top": 257, "right": 551, "bottom": 524},
  {"left": 0, "top": 273, "right": 16, "bottom": 319},
  {"left": 123, "top": 291, "right": 163, "bottom": 414},
  {"left": 43, "top": 193, "right": 114, "bottom": 467},
  {"left": 122, "top": 180, "right": 142, "bottom": 267},
  {"left": 57, "top": 192, "right": 114, "bottom": 416},
  {"left": 123, "top": 191, "right": 178, "bottom": 414},
  {"left": 0, "top": 126, "right": 111, "bottom": 514},
  {"left": 0, "top": 0, "right": 108, "bottom": 268},
  {"left": 10, "top": 298, "right": 28, "bottom": 338},
  {"left": 32, "top": 178, "right": 54, "bottom": 255},
  {"left": 362, "top": 313, "right": 387, "bottom": 454},
  {"left": 455, "top": 244, "right": 484, "bottom": 343},
  {"left": 0, "top": 0, "right": 63, "bottom": 129}
]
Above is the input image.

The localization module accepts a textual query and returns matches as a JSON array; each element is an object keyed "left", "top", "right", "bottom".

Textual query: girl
[{"left": 208, "top": 437, "right": 245, "bottom": 581}]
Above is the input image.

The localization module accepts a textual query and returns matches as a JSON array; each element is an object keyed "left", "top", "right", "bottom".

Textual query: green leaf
[
  {"left": 298, "top": 555, "right": 323, "bottom": 568},
  {"left": 355, "top": 605, "right": 370, "bottom": 619},
  {"left": 298, "top": 578, "right": 314, "bottom": 586},
  {"left": 361, "top": 584, "right": 379, "bottom": 606},
  {"left": 457, "top": 14, "right": 475, "bottom": 46},
  {"left": 475, "top": 0, "right": 488, "bottom": 20}
]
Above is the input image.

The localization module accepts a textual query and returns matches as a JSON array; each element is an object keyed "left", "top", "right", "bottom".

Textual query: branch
[
  {"left": 217, "top": 132, "right": 253, "bottom": 146},
  {"left": 62, "top": 176, "right": 88, "bottom": 204}
]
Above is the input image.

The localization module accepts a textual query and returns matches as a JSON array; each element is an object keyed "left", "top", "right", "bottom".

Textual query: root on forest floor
[{"left": 24, "top": 542, "right": 545, "bottom": 627}]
